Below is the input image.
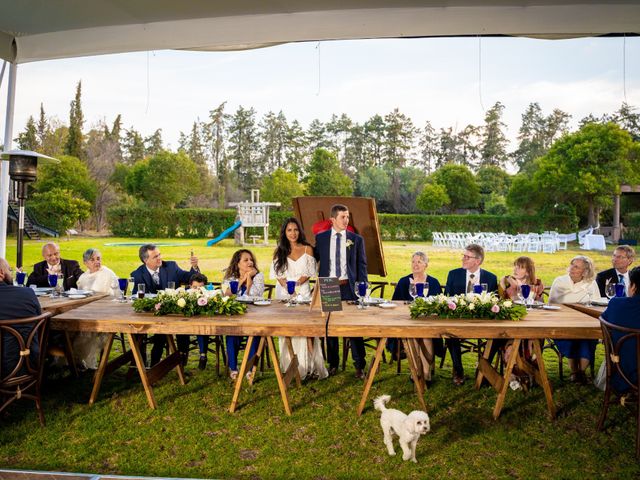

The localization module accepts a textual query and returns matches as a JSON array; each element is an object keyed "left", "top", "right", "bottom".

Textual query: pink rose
[
  {"left": 491, "top": 305, "right": 500, "bottom": 313},
  {"left": 447, "top": 302, "right": 457, "bottom": 311},
  {"left": 154, "top": 303, "right": 161, "bottom": 311},
  {"left": 197, "top": 297, "right": 208, "bottom": 306}
]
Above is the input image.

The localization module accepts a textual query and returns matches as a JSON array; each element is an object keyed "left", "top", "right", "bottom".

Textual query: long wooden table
[
  {"left": 565, "top": 302, "right": 606, "bottom": 319},
  {"left": 52, "top": 299, "right": 600, "bottom": 418}
]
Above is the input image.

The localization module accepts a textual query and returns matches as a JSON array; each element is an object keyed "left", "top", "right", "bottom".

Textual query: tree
[
  {"left": 207, "top": 102, "right": 228, "bottom": 205},
  {"left": 29, "top": 188, "right": 91, "bottom": 233},
  {"left": 355, "top": 167, "right": 391, "bottom": 211},
  {"left": 145, "top": 129, "right": 163, "bottom": 157},
  {"left": 363, "top": 114, "right": 386, "bottom": 168},
  {"left": 525, "top": 122, "right": 640, "bottom": 225},
  {"left": 32, "top": 154, "right": 97, "bottom": 206},
  {"left": 125, "top": 151, "right": 202, "bottom": 208},
  {"left": 306, "top": 119, "right": 330, "bottom": 154},
  {"left": 326, "top": 113, "right": 353, "bottom": 170},
  {"left": 430, "top": 164, "right": 480, "bottom": 212},
  {"left": 17, "top": 116, "right": 38, "bottom": 150},
  {"left": 393, "top": 166, "right": 428, "bottom": 213},
  {"left": 480, "top": 101, "right": 509, "bottom": 168},
  {"left": 305, "top": 148, "right": 353, "bottom": 196},
  {"left": 435, "top": 127, "right": 459, "bottom": 168},
  {"left": 456, "top": 124, "right": 482, "bottom": 169},
  {"left": 284, "top": 120, "right": 308, "bottom": 177},
  {"left": 614, "top": 102, "right": 640, "bottom": 141},
  {"left": 227, "top": 106, "right": 259, "bottom": 190},
  {"left": 37, "top": 104, "right": 49, "bottom": 148},
  {"left": 417, "top": 121, "right": 438, "bottom": 175},
  {"left": 64, "top": 81, "right": 84, "bottom": 159},
  {"left": 260, "top": 168, "right": 304, "bottom": 209},
  {"left": 123, "top": 128, "right": 145, "bottom": 164},
  {"left": 259, "top": 111, "right": 288, "bottom": 171},
  {"left": 383, "top": 108, "right": 415, "bottom": 169},
  {"left": 416, "top": 183, "right": 449, "bottom": 213},
  {"left": 476, "top": 165, "right": 511, "bottom": 212}
]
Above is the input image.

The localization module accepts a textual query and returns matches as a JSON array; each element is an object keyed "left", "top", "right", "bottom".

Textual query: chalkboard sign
[{"left": 318, "top": 277, "right": 343, "bottom": 313}]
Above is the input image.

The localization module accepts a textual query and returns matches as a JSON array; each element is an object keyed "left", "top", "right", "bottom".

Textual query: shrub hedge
[
  {"left": 108, "top": 206, "right": 577, "bottom": 241},
  {"left": 625, "top": 212, "right": 640, "bottom": 241}
]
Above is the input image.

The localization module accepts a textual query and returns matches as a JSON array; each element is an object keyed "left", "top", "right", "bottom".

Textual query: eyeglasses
[
  {"left": 462, "top": 255, "right": 479, "bottom": 260},
  {"left": 612, "top": 254, "right": 629, "bottom": 259}
]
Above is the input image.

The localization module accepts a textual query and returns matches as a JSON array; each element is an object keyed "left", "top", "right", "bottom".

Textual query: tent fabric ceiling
[{"left": 1, "top": 1, "right": 640, "bottom": 64}]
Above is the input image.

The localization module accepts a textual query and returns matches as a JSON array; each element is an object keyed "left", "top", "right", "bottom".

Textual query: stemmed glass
[
  {"left": 605, "top": 282, "right": 616, "bottom": 301},
  {"left": 229, "top": 278, "right": 239, "bottom": 295},
  {"left": 286, "top": 279, "right": 297, "bottom": 307},
  {"left": 473, "top": 284, "right": 483, "bottom": 294},
  {"left": 117, "top": 278, "right": 128, "bottom": 303},
  {"left": 615, "top": 283, "right": 626, "bottom": 298},
  {"left": 481, "top": 283, "right": 488, "bottom": 293},
  {"left": 57, "top": 273, "right": 64, "bottom": 296},
  {"left": 48, "top": 274, "right": 58, "bottom": 298},
  {"left": 520, "top": 284, "right": 532, "bottom": 309},
  {"left": 415, "top": 282, "right": 425, "bottom": 299},
  {"left": 355, "top": 281, "right": 370, "bottom": 309},
  {"left": 16, "top": 271, "right": 26, "bottom": 286},
  {"left": 128, "top": 277, "right": 135, "bottom": 300}
]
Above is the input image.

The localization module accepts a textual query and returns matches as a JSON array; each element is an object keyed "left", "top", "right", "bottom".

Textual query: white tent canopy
[{"left": 1, "top": 0, "right": 640, "bottom": 258}]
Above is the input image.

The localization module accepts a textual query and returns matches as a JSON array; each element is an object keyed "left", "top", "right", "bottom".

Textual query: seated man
[
  {"left": 27, "top": 242, "right": 83, "bottom": 290},
  {"left": 131, "top": 244, "right": 200, "bottom": 366},
  {"left": 444, "top": 243, "right": 498, "bottom": 386},
  {"left": 0, "top": 258, "right": 42, "bottom": 374},
  {"left": 596, "top": 245, "right": 635, "bottom": 297}
]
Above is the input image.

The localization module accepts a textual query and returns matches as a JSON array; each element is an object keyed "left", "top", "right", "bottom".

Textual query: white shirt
[
  {"left": 329, "top": 228, "right": 348, "bottom": 280},
  {"left": 549, "top": 274, "right": 601, "bottom": 303},
  {"left": 465, "top": 269, "right": 480, "bottom": 292}
]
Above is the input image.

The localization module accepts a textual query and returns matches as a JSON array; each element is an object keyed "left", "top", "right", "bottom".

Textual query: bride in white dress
[{"left": 270, "top": 218, "right": 328, "bottom": 380}]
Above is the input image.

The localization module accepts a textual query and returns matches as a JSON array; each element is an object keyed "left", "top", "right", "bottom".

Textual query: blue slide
[{"left": 206, "top": 220, "right": 242, "bottom": 246}]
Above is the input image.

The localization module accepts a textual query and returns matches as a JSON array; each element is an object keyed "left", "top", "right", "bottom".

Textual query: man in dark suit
[
  {"left": 131, "top": 244, "right": 200, "bottom": 366},
  {"left": 314, "top": 204, "right": 368, "bottom": 379},
  {"left": 444, "top": 243, "right": 498, "bottom": 386},
  {"left": 596, "top": 245, "right": 635, "bottom": 297},
  {"left": 0, "top": 258, "right": 42, "bottom": 374},
  {"left": 27, "top": 242, "right": 83, "bottom": 290}
]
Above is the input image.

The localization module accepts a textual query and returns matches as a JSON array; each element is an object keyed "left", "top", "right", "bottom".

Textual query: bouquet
[
  {"left": 409, "top": 292, "right": 527, "bottom": 321},
  {"left": 133, "top": 287, "right": 247, "bottom": 316}
]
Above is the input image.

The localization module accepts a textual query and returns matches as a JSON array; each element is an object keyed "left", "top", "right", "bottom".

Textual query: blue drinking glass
[
  {"left": 520, "top": 284, "right": 531, "bottom": 306},
  {"left": 118, "top": 278, "right": 128, "bottom": 295},
  {"left": 415, "top": 282, "right": 424, "bottom": 298},
  {"left": 206, "top": 283, "right": 214, "bottom": 291},
  {"left": 357, "top": 281, "right": 367, "bottom": 298},
  {"left": 229, "top": 279, "right": 239, "bottom": 295},
  {"left": 240, "top": 285, "right": 247, "bottom": 296},
  {"left": 473, "top": 284, "right": 483, "bottom": 294},
  {"left": 16, "top": 271, "right": 26, "bottom": 286},
  {"left": 48, "top": 274, "right": 58, "bottom": 288},
  {"left": 287, "top": 280, "right": 296, "bottom": 296},
  {"left": 615, "top": 283, "right": 625, "bottom": 297}
]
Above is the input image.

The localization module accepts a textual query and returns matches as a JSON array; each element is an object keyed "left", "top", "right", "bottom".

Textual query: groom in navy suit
[
  {"left": 131, "top": 244, "right": 200, "bottom": 366},
  {"left": 314, "top": 204, "right": 368, "bottom": 379},
  {"left": 445, "top": 243, "right": 498, "bottom": 386}
]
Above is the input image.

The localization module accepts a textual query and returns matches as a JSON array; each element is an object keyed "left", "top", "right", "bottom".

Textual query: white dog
[{"left": 373, "top": 394, "right": 430, "bottom": 463}]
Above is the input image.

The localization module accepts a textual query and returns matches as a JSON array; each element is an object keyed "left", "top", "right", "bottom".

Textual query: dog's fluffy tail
[{"left": 373, "top": 394, "right": 391, "bottom": 412}]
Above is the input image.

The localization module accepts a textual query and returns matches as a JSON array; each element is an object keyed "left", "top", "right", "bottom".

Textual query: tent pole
[{"left": 0, "top": 62, "right": 17, "bottom": 259}]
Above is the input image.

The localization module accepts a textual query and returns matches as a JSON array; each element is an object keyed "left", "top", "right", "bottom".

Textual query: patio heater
[{"left": 1, "top": 150, "right": 59, "bottom": 269}]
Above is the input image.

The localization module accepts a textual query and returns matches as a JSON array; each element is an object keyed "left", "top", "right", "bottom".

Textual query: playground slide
[{"left": 206, "top": 220, "right": 242, "bottom": 246}]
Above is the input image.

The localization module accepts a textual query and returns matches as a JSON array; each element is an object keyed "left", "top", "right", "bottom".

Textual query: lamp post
[{"left": 1, "top": 150, "right": 59, "bottom": 269}]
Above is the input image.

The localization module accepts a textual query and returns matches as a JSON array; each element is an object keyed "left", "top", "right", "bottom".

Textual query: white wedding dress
[{"left": 270, "top": 253, "right": 328, "bottom": 380}]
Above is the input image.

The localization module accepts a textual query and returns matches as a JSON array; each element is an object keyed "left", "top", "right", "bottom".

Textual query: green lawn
[{"left": 1, "top": 237, "right": 638, "bottom": 479}]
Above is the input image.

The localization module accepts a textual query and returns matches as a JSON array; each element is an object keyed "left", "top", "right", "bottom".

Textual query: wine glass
[
  {"left": 16, "top": 271, "right": 26, "bottom": 286},
  {"left": 355, "top": 281, "right": 369, "bottom": 309},
  {"left": 48, "top": 274, "right": 58, "bottom": 298},
  {"left": 286, "top": 279, "right": 297, "bottom": 307},
  {"left": 520, "top": 284, "right": 531, "bottom": 308},
  {"left": 167, "top": 281, "right": 176, "bottom": 290},
  {"left": 615, "top": 283, "right": 626, "bottom": 298},
  {"left": 423, "top": 281, "right": 430, "bottom": 298},
  {"left": 481, "top": 283, "right": 488, "bottom": 293},
  {"left": 137, "top": 283, "right": 145, "bottom": 299},
  {"left": 229, "top": 278, "right": 239, "bottom": 295},
  {"left": 409, "top": 282, "right": 418, "bottom": 303},
  {"left": 605, "top": 282, "right": 616, "bottom": 300},
  {"left": 415, "top": 282, "right": 425, "bottom": 299},
  {"left": 473, "top": 284, "right": 483, "bottom": 294},
  {"left": 117, "top": 278, "right": 128, "bottom": 303},
  {"left": 128, "top": 277, "right": 135, "bottom": 300},
  {"left": 57, "top": 272, "right": 64, "bottom": 295}
]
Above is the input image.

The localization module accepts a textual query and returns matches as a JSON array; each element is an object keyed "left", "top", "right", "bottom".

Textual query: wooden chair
[
  {"left": 0, "top": 312, "right": 53, "bottom": 426},
  {"left": 597, "top": 317, "right": 640, "bottom": 458}
]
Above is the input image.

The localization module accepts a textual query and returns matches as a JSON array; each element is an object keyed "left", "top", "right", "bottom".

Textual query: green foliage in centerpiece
[
  {"left": 133, "top": 287, "right": 247, "bottom": 316},
  {"left": 410, "top": 292, "right": 527, "bottom": 321}
]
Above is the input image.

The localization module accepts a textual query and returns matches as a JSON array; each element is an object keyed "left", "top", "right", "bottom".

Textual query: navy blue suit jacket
[
  {"left": 392, "top": 274, "right": 442, "bottom": 301},
  {"left": 596, "top": 268, "right": 621, "bottom": 298},
  {"left": 130, "top": 261, "right": 197, "bottom": 294},
  {"left": 0, "top": 283, "right": 42, "bottom": 374},
  {"left": 27, "top": 258, "right": 83, "bottom": 290},
  {"left": 445, "top": 268, "right": 498, "bottom": 295},
  {"left": 314, "top": 229, "right": 367, "bottom": 301}
]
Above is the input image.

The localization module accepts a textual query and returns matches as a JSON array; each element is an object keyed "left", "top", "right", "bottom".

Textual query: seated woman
[
  {"left": 549, "top": 255, "right": 601, "bottom": 383},
  {"left": 271, "top": 217, "right": 327, "bottom": 380},
  {"left": 74, "top": 248, "right": 118, "bottom": 370},
  {"left": 391, "top": 252, "right": 443, "bottom": 383},
  {"left": 600, "top": 266, "right": 640, "bottom": 392},
  {"left": 224, "top": 249, "right": 264, "bottom": 380},
  {"left": 188, "top": 272, "right": 210, "bottom": 370}
]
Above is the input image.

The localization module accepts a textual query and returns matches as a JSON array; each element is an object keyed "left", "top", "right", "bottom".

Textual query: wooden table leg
[
  {"left": 166, "top": 334, "right": 186, "bottom": 385},
  {"left": 475, "top": 339, "right": 494, "bottom": 390},
  {"left": 357, "top": 337, "right": 387, "bottom": 416},
  {"left": 402, "top": 338, "right": 427, "bottom": 412},
  {"left": 267, "top": 336, "right": 293, "bottom": 416},
  {"left": 532, "top": 339, "right": 557, "bottom": 419},
  {"left": 62, "top": 331, "right": 78, "bottom": 377},
  {"left": 89, "top": 333, "right": 114, "bottom": 405},
  {"left": 248, "top": 337, "right": 266, "bottom": 385},
  {"left": 492, "top": 339, "right": 520, "bottom": 420},
  {"left": 229, "top": 336, "right": 255, "bottom": 413},
  {"left": 127, "top": 333, "right": 157, "bottom": 409},
  {"left": 285, "top": 337, "right": 302, "bottom": 387}
]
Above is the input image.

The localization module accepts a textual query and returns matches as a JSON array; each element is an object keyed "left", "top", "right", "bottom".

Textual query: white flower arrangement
[{"left": 410, "top": 292, "right": 526, "bottom": 321}]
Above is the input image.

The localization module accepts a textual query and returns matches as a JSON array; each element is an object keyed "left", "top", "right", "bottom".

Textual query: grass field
[{"left": 2, "top": 237, "right": 639, "bottom": 479}]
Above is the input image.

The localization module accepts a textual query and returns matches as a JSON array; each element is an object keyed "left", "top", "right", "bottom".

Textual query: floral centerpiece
[
  {"left": 133, "top": 287, "right": 247, "bottom": 316},
  {"left": 409, "top": 292, "right": 527, "bottom": 321}
]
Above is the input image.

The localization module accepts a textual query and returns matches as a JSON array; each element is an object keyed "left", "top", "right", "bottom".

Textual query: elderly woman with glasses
[
  {"left": 549, "top": 255, "right": 601, "bottom": 384},
  {"left": 73, "top": 248, "right": 119, "bottom": 370}
]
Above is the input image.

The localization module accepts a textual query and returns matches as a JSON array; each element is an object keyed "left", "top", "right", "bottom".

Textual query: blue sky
[{"left": 4, "top": 35, "right": 639, "bottom": 152}]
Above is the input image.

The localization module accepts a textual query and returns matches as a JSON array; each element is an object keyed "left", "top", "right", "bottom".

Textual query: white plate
[
  {"left": 591, "top": 299, "right": 609, "bottom": 306},
  {"left": 66, "top": 289, "right": 93, "bottom": 296},
  {"left": 378, "top": 302, "right": 397, "bottom": 309},
  {"left": 364, "top": 297, "right": 387, "bottom": 305},
  {"left": 542, "top": 305, "right": 561, "bottom": 310},
  {"left": 68, "top": 294, "right": 87, "bottom": 299},
  {"left": 253, "top": 300, "right": 271, "bottom": 306}
]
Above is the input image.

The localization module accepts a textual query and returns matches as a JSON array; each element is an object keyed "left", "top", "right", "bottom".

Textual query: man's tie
[
  {"left": 335, "top": 233, "right": 342, "bottom": 278},
  {"left": 152, "top": 270, "right": 160, "bottom": 286},
  {"left": 467, "top": 273, "right": 475, "bottom": 293},
  {"left": 619, "top": 274, "right": 625, "bottom": 294}
]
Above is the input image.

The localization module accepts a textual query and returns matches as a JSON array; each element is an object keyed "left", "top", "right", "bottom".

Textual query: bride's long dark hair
[{"left": 273, "top": 217, "right": 310, "bottom": 276}]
